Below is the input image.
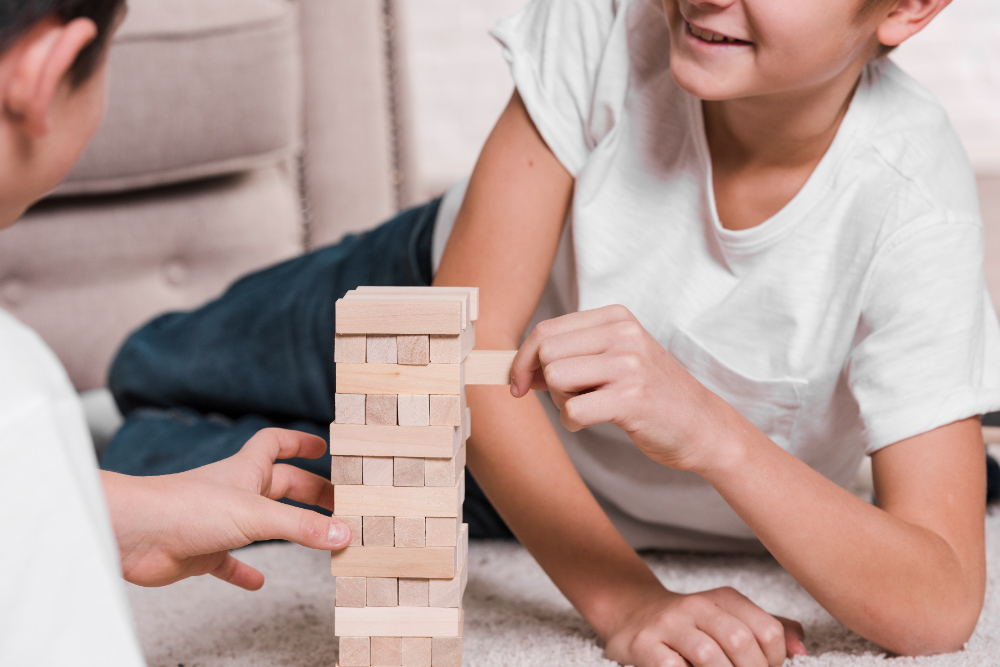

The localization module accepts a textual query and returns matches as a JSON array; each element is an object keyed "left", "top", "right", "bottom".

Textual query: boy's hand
[
  {"left": 510, "top": 305, "right": 734, "bottom": 473},
  {"left": 604, "top": 587, "right": 806, "bottom": 667},
  {"left": 102, "top": 428, "right": 352, "bottom": 591}
]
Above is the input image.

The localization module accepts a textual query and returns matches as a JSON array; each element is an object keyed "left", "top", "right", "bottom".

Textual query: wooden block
[
  {"left": 395, "top": 517, "right": 425, "bottom": 548},
  {"left": 367, "top": 577, "right": 398, "bottom": 607},
  {"left": 425, "top": 518, "right": 459, "bottom": 548},
  {"left": 335, "top": 483, "right": 462, "bottom": 518},
  {"left": 331, "top": 546, "right": 460, "bottom": 579},
  {"left": 342, "top": 516, "right": 363, "bottom": 547},
  {"left": 431, "top": 637, "right": 463, "bottom": 667},
  {"left": 401, "top": 637, "right": 432, "bottom": 667},
  {"left": 456, "top": 524, "right": 469, "bottom": 573},
  {"left": 330, "top": 424, "right": 462, "bottom": 458},
  {"left": 429, "top": 324, "right": 475, "bottom": 364},
  {"left": 367, "top": 395, "right": 398, "bottom": 426},
  {"left": 371, "top": 637, "right": 403, "bottom": 666},
  {"left": 344, "top": 291, "right": 470, "bottom": 330},
  {"left": 429, "top": 557, "right": 468, "bottom": 609},
  {"left": 353, "top": 286, "right": 479, "bottom": 321},
  {"left": 336, "top": 334, "right": 367, "bottom": 364},
  {"left": 397, "top": 335, "right": 430, "bottom": 365},
  {"left": 337, "top": 364, "right": 462, "bottom": 396},
  {"left": 394, "top": 457, "right": 425, "bottom": 486},
  {"left": 464, "top": 408, "right": 471, "bottom": 440},
  {"left": 334, "top": 607, "right": 463, "bottom": 638},
  {"left": 339, "top": 637, "right": 371, "bottom": 667},
  {"left": 428, "top": 393, "right": 463, "bottom": 427},
  {"left": 332, "top": 456, "right": 363, "bottom": 485},
  {"left": 335, "top": 394, "right": 366, "bottom": 425},
  {"left": 336, "top": 576, "right": 367, "bottom": 607},
  {"left": 424, "top": 445, "right": 465, "bottom": 488},
  {"left": 367, "top": 335, "right": 398, "bottom": 364},
  {"left": 397, "top": 395, "right": 429, "bottom": 427},
  {"left": 336, "top": 299, "right": 462, "bottom": 335},
  {"left": 464, "top": 350, "right": 516, "bottom": 385},
  {"left": 363, "top": 516, "right": 395, "bottom": 547},
  {"left": 398, "top": 579, "right": 429, "bottom": 607},
  {"left": 364, "top": 457, "right": 395, "bottom": 486}
]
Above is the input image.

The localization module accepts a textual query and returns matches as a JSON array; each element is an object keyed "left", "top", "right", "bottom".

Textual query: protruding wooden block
[
  {"left": 336, "top": 299, "right": 462, "bottom": 335},
  {"left": 337, "top": 364, "right": 462, "bottom": 396},
  {"left": 431, "top": 637, "right": 463, "bottom": 667},
  {"left": 363, "top": 516, "right": 395, "bottom": 547},
  {"left": 335, "top": 394, "right": 366, "bottom": 425},
  {"left": 429, "top": 557, "right": 468, "bottom": 608},
  {"left": 398, "top": 579, "right": 429, "bottom": 607},
  {"left": 363, "top": 457, "right": 395, "bottom": 486},
  {"left": 336, "top": 576, "right": 367, "bottom": 607},
  {"left": 425, "top": 445, "right": 465, "bottom": 488},
  {"left": 342, "top": 516, "right": 363, "bottom": 547},
  {"left": 331, "top": 545, "right": 461, "bottom": 578},
  {"left": 367, "top": 335, "right": 398, "bottom": 364},
  {"left": 367, "top": 577, "right": 399, "bottom": 607},
  {"left": 367, "top": 395, "right": 398, "bottom": 426},
  {"left": 428, "top": 394, "right": 463, "bottom": 427},
  {"left": 330, "top": 424, "right": 462, "bottom": 458},
  {"left": 332, "top": 456, "right": 363, "bottom": 485},
  {"left": 394, "top": 457, "right": 425, "bottom": 487},
  {"left": 334, "top": 607, "right": 463, "bottom": 638},
  {"left": 464, "top": 350, "right": 516, "bottom": 385},
  {"left": 464, "top": 408, "right": 471, "bottom": 439},
  {"left": 339, "top": 637, "right": 371, "bottom": 667},
  {"left": 401, "top": 637, "right": 432, "bottom": 667},
  {"left": 352, "top": 286, "right": 479, "bottom": 321},
  {"left": 429, "top": 324, "right": 475, "bottom": 364},
  {"left": 397, "top": 395, "right": 430, "bottom": 427},
  {"left": 397, "top": 335, "right": 430, "bottom": 365},
  {"left": 335, "top": 483, "right": 463, "bottom": 518},
  {"left": 371, "top": 637, "right": 403, "bottom": 666},
  {"left": 425, "top": 517, "right": 459, "bottom": 548},
  {"left": 395, "top": 517, "right": 425, "bottom": 548},
  {"left": 335, "top": 334, "right": 367, "bottom": 364}
]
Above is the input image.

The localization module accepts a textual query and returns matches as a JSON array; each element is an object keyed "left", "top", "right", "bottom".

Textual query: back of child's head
[{"left": 0, "top": 0, "right": 124, "bottom": 84}]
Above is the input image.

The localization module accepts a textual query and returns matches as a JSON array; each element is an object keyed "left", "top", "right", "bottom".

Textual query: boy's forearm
[
  {"left": 697, "top": 407, "right": 984, "bottom": 655},
  {"left": 465, "top": 385, "right": 664, "bottom": 639}
]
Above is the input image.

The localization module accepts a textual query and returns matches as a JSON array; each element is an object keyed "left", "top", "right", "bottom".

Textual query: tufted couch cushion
[{"left": 54, "top": 0, "right": 301, "bottom": 196}]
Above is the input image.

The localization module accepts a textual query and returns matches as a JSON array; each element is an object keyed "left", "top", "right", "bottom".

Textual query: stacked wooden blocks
[{"left": 331, "top": 286, "right": 515, "bottom": 667}]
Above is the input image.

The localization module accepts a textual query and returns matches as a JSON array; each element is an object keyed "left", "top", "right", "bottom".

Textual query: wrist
[{"left": 687, "top": 392, "right": 755, "bottom": 480}]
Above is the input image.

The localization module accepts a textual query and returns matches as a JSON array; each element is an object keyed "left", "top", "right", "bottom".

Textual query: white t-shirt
[
  {"left": 0, "top": 309, "right": 144, "bottom": 665},
  {"left": 436, "top": 0, "right": 1000, "bottom": 546}
]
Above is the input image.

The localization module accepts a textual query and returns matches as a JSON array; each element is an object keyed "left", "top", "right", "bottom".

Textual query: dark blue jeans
[{"left": 102, "top": 199, "right": 512, "bottom": 538}]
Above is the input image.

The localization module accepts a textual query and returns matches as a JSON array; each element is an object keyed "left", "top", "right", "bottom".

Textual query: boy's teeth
[{"left": 690, "top": 24, "right": 736, "bottom": 43}]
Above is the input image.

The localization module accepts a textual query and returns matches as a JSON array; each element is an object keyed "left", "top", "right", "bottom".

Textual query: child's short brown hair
[{"left": 0, "top": 0, "right": 125, "bottom": 84}]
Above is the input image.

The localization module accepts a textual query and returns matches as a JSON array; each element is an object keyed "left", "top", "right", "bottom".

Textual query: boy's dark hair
[{"left": 0, "top": 0, "right": 125, "bottom": 85}]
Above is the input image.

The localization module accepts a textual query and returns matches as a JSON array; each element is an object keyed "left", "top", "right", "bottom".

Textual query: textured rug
[{"left": 127, "top": 509, "right": 1000, "bottom": 667}]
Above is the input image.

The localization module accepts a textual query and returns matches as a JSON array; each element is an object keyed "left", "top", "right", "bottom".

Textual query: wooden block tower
[{"left": 331, "top": 286, "right": 515, "bottom": 667}]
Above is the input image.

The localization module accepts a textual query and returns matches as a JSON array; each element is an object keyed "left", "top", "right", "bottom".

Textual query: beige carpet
[{"left": 127, "top": 509, "right": 1000, "bottom": 667}]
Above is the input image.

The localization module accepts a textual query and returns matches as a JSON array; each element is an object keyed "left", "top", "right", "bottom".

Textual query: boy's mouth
[{"left": 686, "top": 21, "right": 751, "bottom": 46}]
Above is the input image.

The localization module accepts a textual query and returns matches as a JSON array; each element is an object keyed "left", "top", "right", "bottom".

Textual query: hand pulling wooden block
[
  {"left": 424, "top": 444, "right": 465, "bottom": 488},
  {"left": 396, "top": 335, "right": 430, "bottom": 365},
  {"left": 354, "top": 286, "right": 479, "bottom": 321},
  {"left": 335, "top": 484, "right": 462, "bottom": 518},
  {"left": 338, "top": 637, "right": 371, "bottom": 667},
  {"left": 429, "top": 324, "right": 475, "bottom": 364},
  {"left": 362, "top": 516, "right": 395, "bottom": 547},
  {"left": 463, "top": 350, "right": 516, "bottom": 385},
  {"left": 335, "top": 394, "right": 366, "bottom": 425},
  {"left": 398, "top": 579, "right": 429, "bottom": 607},
  {"left": 394, "top": 517, "right": 425, "bottom": 548},
  {"left": 401, "top": 637, "right": 432, "bottom": 667},
  {"left": 330, "top": 424, "right": 462, "bottom": 458},
  {"left": 337, "top": 364, "right": 462, "bottom": 396},
  {"left": 366, "top": 395, "right": 398, "bottom": 426},
  {"left": 336, "top": 576, "right": 367, "bottom": 607},
  {"left": 371, "top": 637, "right": 403, "bottom": 666},
  {"left": 335, "top": 334, "right": 367, "bottom": 363},
  {"left": 366, "top": 577, "right": 399, "bottom": 607},
  {"left": 334, "top": 607, "right": 463, "bottom": 638},
  {"left": 363, "top": 457, "right": 395, "bottom": 486},
  {"left": 344, "top": 292, "right": 470, "bottom": 330},
  {"left": 341, "top": 516, "right": 363, "bottom": 547},
  {"left": 431, "top": 637, "right": 463, "bottom": 667},
  {"left": 332, "top": 456, "right": 363, "bottom": 485},
  {"left": 393, "top": 457, "right": 424, "bottom": 486},
  {"left": 397, "top": 395, "right": 429, "bottom": 427},
  {"left": 336, "top": 300, "right": 462, "bottom": 335},
  {"left": 331, "top": 546, "right": 460, "bottom": 579},
  {"left": 367, "top": 335, "right": 398, "bottom": 364},
  {"left": 428, "top": 393, "right": 463, "bottom": 427}
]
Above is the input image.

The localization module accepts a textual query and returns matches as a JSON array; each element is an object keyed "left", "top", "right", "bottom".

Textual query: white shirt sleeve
[
  {"left": 848, "top": 219, "right": 1000, "bottom": 452},
  {"left": 490, "top": 0, "right": 623, "bottom": 175}
]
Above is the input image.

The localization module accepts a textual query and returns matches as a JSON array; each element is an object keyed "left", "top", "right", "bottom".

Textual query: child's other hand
[
  {"left": 103, "top": 428, "right": 351, "bottom": 591},
  {"left": 510, "top": 305, "right": 731, "bottom": 472},
  {"left": 604, "top": 587, "right": 807, "bottom": 667}
]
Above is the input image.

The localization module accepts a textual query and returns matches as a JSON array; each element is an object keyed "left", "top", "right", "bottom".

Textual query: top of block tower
[
  {"left": 335, "top": 287, "right": 478, "bottom": 335},
  {"left": 353, "top": 286, "right": 479, "bottom": 321}
]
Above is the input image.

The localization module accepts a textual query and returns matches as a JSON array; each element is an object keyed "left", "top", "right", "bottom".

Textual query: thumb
[
  {"left": 247, "top": 496, "right": 353, "bottom": 550},
  {"left": 777, "top": 616, "right": 807, "bottom": 657}
]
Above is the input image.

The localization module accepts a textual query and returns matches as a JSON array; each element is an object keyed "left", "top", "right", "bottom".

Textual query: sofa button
[
  {"left": 1, "top": 278, "right": 24, "bottom": 306},
  {"left": 164, "top": 261, "right": 187, "bottom": 286}
]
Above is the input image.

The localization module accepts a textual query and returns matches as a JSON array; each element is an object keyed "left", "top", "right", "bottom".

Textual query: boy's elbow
[{"left": 878, "top": 594, "right": 982, "bottom": 657}]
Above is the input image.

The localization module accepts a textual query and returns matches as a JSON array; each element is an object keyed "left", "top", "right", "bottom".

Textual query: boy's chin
[{"left": 669, "top": 59, "right": 752, "bottom": 102}]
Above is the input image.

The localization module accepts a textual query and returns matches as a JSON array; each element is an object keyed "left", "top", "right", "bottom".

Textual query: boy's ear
[
  {"left": 3, "top": 16, "right": 97, "bottom": 138},
  {"left": 877, "top": 0, "right": 952, "bottom": 48}
]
